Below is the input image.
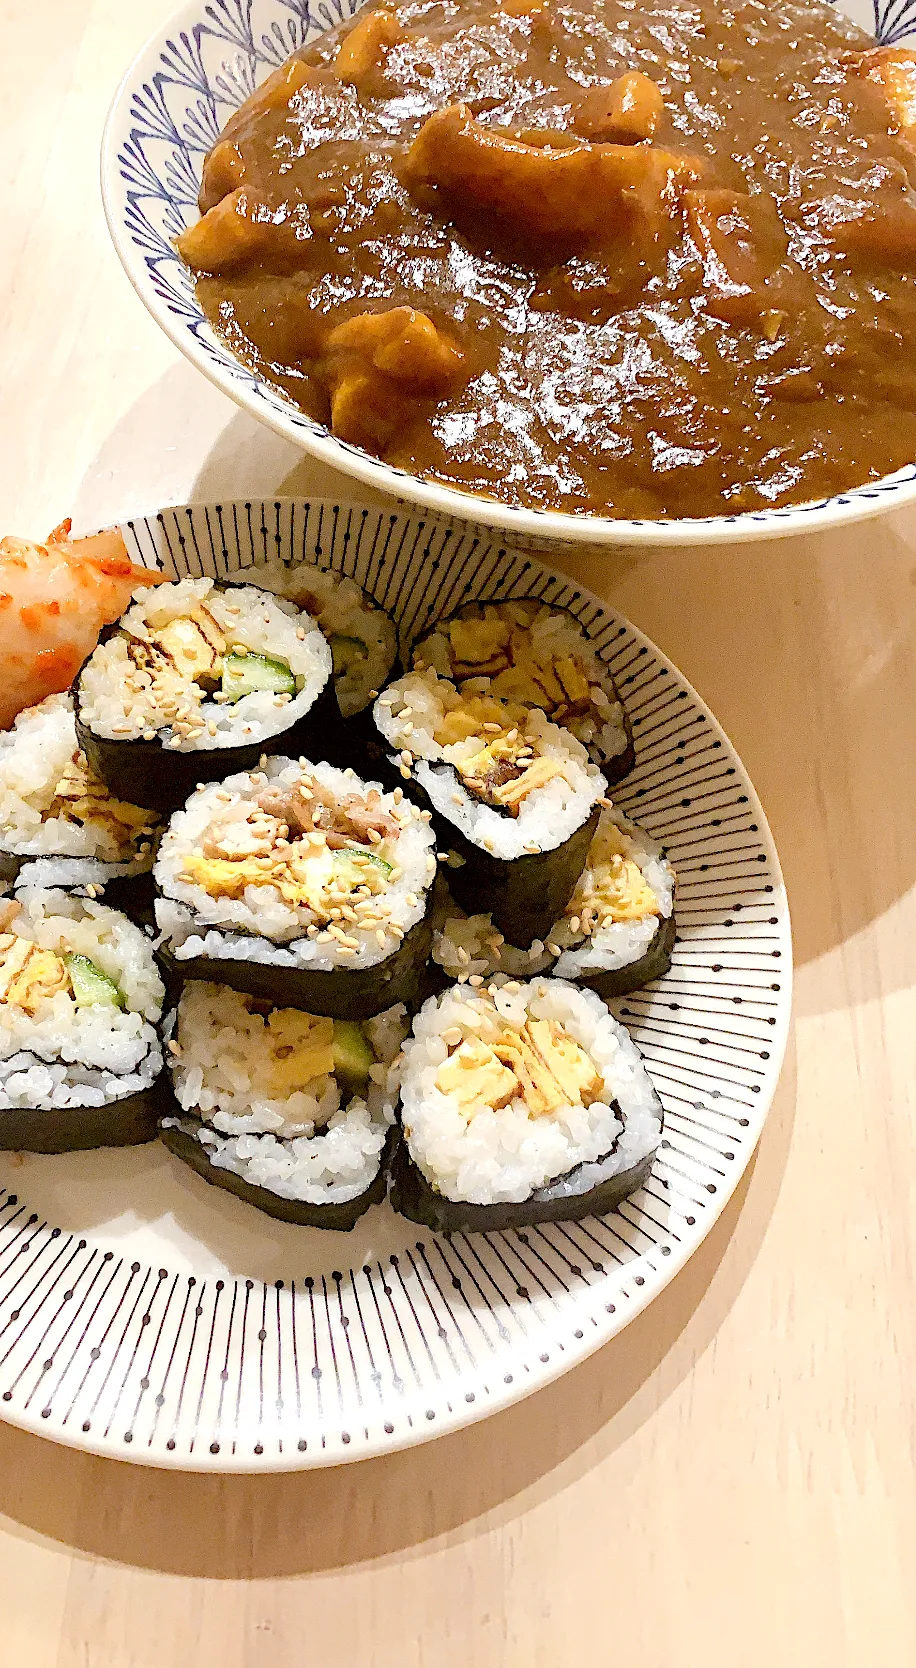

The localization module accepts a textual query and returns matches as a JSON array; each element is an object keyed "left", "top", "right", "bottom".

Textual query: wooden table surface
[{"left": 2, "top": 2, "right": 915, "bottom": 1662}]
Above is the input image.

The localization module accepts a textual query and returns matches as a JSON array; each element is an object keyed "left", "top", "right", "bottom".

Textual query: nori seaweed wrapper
[
  {"left": 602, "top": 734, "right": 636, "bottom": 788},
  {"left": 389, "top": 1135, "right": 654, "bottom": 1232},
  {"left": 97, "top": 868, "right": 158, "bottom": 929},
  {"left": 160, "top": 1112, "right": 398, "bottom": 1230},
  {"left": 157, "top": 903, "right": 435, "bottom": 1020},
  {"left": 399, "top": 760, "right": 600, "bottom": 948},
  {"left": 0, "top": 1068, "right": 170, "bottom": 1155},
  {"left": 1, "top": 859, "right": 158, "bottom": 927},
  {"left": 441, "top": 803, "right": 600, "bottom": 949},
  {"left": 75, "top": 675, "right": 344, "bottom": 816},
  {"left": 572, "top": 910, "right": 677, "bottom": 1000},
  {"left": 0, "top": 852, "right": 23, "bottom": 889}
]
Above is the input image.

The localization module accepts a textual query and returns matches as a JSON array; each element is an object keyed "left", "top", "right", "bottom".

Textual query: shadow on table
[
  {"left": 192, "top": 402, "right": 384, "bottom": 507},
  {"left": 0, "top": 1035, "right": 796, "bottom": 1579}
]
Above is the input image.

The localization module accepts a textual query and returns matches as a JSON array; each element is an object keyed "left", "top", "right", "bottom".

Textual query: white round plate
[
  {"left": 101, "top": 0, "right": 916, "bottom": 549},
  {"left": 0, "top": 500, "right": 791, "bottom": 1470}
]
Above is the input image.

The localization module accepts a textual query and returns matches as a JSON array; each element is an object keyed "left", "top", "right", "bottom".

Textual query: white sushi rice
[
  {"left": 416, "top": 599, "right": 629, "bottom": 763},
  {"left": 431, "top": 886, "right": 552, "bottom": 981},
  {"left": 400, "top": 978, "right": 662, "bottom": 1205},
  {"left": 552, "top": 806, "right": 675, "bottom": 979},
  {"left": 0, "top": 694, "right": 155, "bottom": 869},
  {"left": 252, "top": 560, "right": 396, "bottom": 716},
  {"left": 375, "top": 669, "right": 606, "bottom": 859},
  {"left": 155, "top": 757, "right": 436, "bottom": 971},
  {"left": 0, "top": 890, "right": 164, "bottom": 1111},
  {"left": 5, "top": 857, "right": 140, "bottom": 894},
  {"left": 186, "top": 1114, "right": 387, "bottom": 1204},
  {"left": 167, "top": 983, "right": 407, "bottom": 1203},
  {"left": 78, "top": 578, "right": 332, "bottom": 750}
]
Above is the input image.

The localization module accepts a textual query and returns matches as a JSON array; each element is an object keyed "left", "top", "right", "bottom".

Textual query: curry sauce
[{"left": 180, "top": 0, "right": 916, "bottom": 518}]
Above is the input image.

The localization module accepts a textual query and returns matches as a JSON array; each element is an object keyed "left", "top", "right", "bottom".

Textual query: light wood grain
[{"left": 1, "top": 2, "right": 915, "bottom": 1662}]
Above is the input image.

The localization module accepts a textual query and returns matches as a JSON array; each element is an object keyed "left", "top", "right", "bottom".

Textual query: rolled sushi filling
[
  {"left": 400, "top": 978, "right": 662, "bottom": 1205},
  {"left": 0, "top": 890, "right": 164, "bottom": 1110},
  {"left": 0, "top": 694, "right": 159, "bottom": 883},
  {"left": 252, "top": 561, "right": 397, "bottom": 718},
  {"left": 374, "top": 669, "right": 605, "bottom": 860},
  {"left": 414, "top": 600, "right": 629, "bottom": 767},
  {"left": 77, "top": 577, "right": 332, "bottom": 752},
  {"left": 164, "top": 983, "right": 406, "bottom": 1203},
  {"left": 550, "top": 807, "right": 675, "bottom": 979},
  {"left": 155, "top": 757, "right": 436, "bottom": 971}
]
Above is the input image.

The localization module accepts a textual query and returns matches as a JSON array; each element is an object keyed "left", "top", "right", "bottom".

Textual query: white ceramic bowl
[{"left": 102, "top": 0, "right": 916, "bottom": 548}]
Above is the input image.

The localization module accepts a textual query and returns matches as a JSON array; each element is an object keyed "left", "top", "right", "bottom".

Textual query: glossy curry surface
[{"left": 180, "top": 0, "right": 916, "bottom": 518}]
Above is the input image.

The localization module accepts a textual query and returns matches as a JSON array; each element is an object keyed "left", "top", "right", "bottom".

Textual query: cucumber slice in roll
[
  {"left": 332, "top": 1020, "right": 375, "bottom": 1094},
  {"left": 331, "top": 847, "right": 394, "bottom": 889},
  {"left": 64, "top": 953, "right": 124, "bottom": 1009},
  {"left": 221, "top": 651, "right": 296, "bottom": 703}
]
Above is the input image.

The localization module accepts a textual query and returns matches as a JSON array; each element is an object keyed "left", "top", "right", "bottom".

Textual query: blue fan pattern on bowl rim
[{"left": 115, "top": 0, "right": 916, "bottom": 530}]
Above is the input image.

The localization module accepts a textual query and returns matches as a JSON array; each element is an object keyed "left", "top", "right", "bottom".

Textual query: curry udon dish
[{"left": 177, "top": 0, "right": 916, "bottom": 519}]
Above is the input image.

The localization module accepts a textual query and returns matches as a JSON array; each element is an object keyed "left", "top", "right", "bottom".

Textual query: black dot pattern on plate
[{"left": 0, "top": 497, "right": 789, "bottom": 1469}]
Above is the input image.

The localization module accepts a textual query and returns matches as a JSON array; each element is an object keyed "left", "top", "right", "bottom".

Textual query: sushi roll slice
[
  {"left": 430, "top": 808, "right": 676, "bottom": 997},
  {"left": 390, "top": 977, "right": 662, "bottom": 1231},
  {"left": 413, "top": 598, "right": 634, "bottom": 782},
  {"left": 154, "top": 756, "right": 437, "bottom": 1018},
  {"left": 0, "top": 889, "right": 167, "bottom": 1153},
  {"left": 548, "top": 805, "right": 676, "bottom": 996},
  {"left": 373, "top": 669, "right": 605, "bottom": 946},
  {"left": 253, "top": 561, "right": 399, "bottom": 739},
  {"left": 0, "top": 694, "right": 159, "bottom": 913},
  {"left": 74, "top": 576, "right": 338, "bottom": 813},
  {"left": 159, "top": 984, "right": 406, "bottom": 1228}
]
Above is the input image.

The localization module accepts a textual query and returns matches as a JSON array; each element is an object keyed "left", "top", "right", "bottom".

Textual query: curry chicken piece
[
  {"left": 199, "top": 140, "right": 248, "bottom": 214},
  {"left": 850, "top": 46, "right": 916, "bottom": 130},
  {"left": 573, "top": 71, "right": 665, "bottom": 143},
  {"left": 222, "top": 56, "right": 316, "bottom": 144},
  {"left": 176, "top": 188, "right": 311, "bottom": 275},
  {"left": 682, "top": 188, "right": 789, "bottom": 326},
  {"left": 501, "top": 0, "right": 550, "bottom": 15},
  {"left": 320, "top": 305, "right": 467, "bottom": 450},
  {"left": 404, "top": 102, "right": 706, "bottom": 255},
  {"left": 804, "top": 155, "right": 916, "bottom": 267},
  {"left": 333, "top": 7, "right": 403, "bottom": 87},
  {"left": 821, "top": 47, "right": 916, "bottom": 265}
]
